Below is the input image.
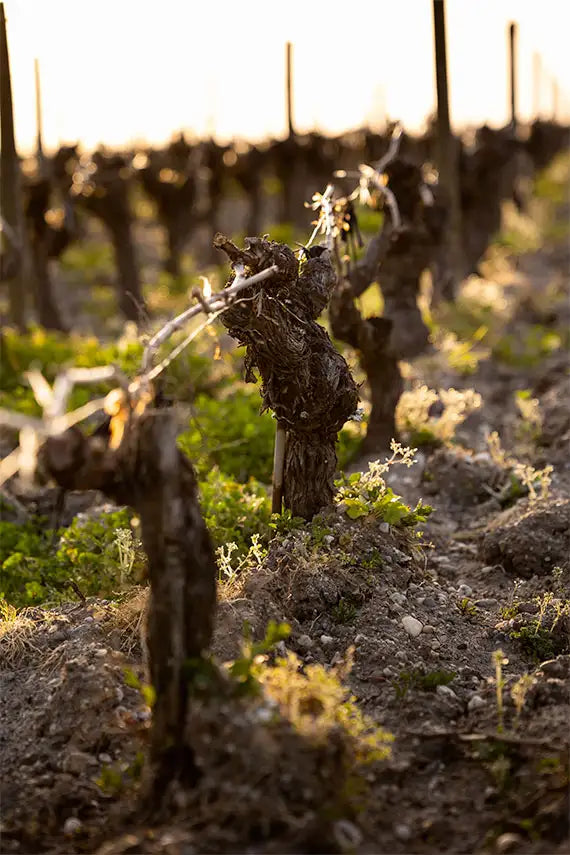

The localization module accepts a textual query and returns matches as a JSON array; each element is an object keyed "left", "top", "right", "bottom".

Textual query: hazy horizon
[{"left": 4, "top": 0, "right": 570, "bottom": 155}]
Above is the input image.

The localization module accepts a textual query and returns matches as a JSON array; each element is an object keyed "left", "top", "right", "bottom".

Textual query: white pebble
[
  {"left": 297, "top": 634, "right": 313, "bottom": 650},
  {"left": 322, "top": 535, "right": 334, "bottom": 546},
  {"left": 334, "top": 819, "right": 363, "bottom": 849},
  {"left": 394, "top": 823, "right": 412, "bottom": 842},
  {"left": 401, "top": 616, "right": 423, "bottom": 637},
  {"left": 63, "top": 818, "right": 82, "bottom": 836},
  {"left": 320, "top": 635, "right": 334, "bottom": 646},
  {"left": 457, "top": 584, "right": 473, "bottom": 598},
  {"left": 436, "top": 685, "right": 457, "bottom": 700},
  {"left": 468, "top": 694, "right": 486, "bottom": 711}
]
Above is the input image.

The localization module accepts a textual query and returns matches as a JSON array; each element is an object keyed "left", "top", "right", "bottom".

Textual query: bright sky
[{"left": 4, "top": 0, "right": 570, "bottom": 153}]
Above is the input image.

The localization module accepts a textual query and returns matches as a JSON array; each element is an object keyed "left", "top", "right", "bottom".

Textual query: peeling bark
[{"left": 215, "top": 235, "right": 359, "bottom": 519}]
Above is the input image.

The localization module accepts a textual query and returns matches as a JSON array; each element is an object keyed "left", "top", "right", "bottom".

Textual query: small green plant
[
  {"left": 335, "top": 440, "right": 432, "bottom": 527},
  {"left": 269, "top": 508, "right": 306, "bottom": 536},
  {"left": 331, "top": 598, "right": 358, "bottom": 625},
  {"left": 500, "top": 603, "right": 520, "bottom": 620},
  {"left": 487, "top": 431, "right": 552, "bottom": 503},
  {"left": 510, "top": 673, "right": 535, "bottom": 728},
  {"left": 393, "top": 668, "right": 456, "bottom": 699},
  {"left": 95, "top": 750, "right": 146, "bottom": 796},
  {"left": 396, "top": 386, "right": 482, "bottom": 447},
  {"left": 228, "top": 620, "right": 291, "bottom": 697},
  {"left": 309, "top": 516, "right": 332, "bottom": 547},
  {"left": 492, "top": 649, "right": 508, "bottom": 733},
  {"left": 514, "top": 389, "right": 543, "bottom": 447},
  {"left": 216, "top": 533, "right": 267, "bottom": 585},
  {"left": 457, "top": 597, "right": 478, "bottom": 618},
  {"left": 123, "top": 667, "right": 156, "bottom": 708},
  {"left": 361, "top": 548, "right": 384, "bottom": 570},
  {"left": 115, "top": 528, "right": 145, "bottom": 587},
  {"left": 510, "top": 626, "right": 558, "bottom": 662},
  {"left": 509, "top": 595, "right": 570, "bottom": 663},
  {"left": 259, "top": 647, "right": 393, "bottom": 768}
]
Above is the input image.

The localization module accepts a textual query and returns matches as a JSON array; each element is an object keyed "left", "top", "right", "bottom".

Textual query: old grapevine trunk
[
  {"left": 215, "top": 235, "right": 359, "bottom": 519},
  {"left": 41, "top": 409, "right": 217, "bottom": 807}
]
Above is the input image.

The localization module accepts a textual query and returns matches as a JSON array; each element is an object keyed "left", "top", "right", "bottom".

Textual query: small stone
[
  {"left": 401, "top": 616, "right": 423, "bottom": 637},
  {"left": 297, "top": 634, "right": 313, "bottom": 650},
  {"left": 430, "top": 639, "right": 441, "bottom": 649},
  {"left": 422, "top": 624, "right": 436, "bottom": 633},
  {"left": 468, "top": 694, "right": 486, "bottom": 711},
  {"left": 98, "top": 753, "right": 112, "bottom": 764},
  {"left": 475, "top": 598, "right": 498, "bottom": 609},
  {"left": 390, "top": 591, "right": 407, "bottom": 606},
  {"left": 540, "top": 658, "right": 568, "bottom": 679},
  {"left": 422, "top": 596, "right": 437, "bottom": 608},
  {"left": 63, "top": 817, "right": 82, "bottom": 836},
  {"left": 354, "top": 634, "right": 366, "bottom": 644},
  {"left": 322, "top": 535, "right": 334, "bottom": 546},
  {"left": 394, "top": 823, "right": 412, "bottom": 842},
  {"left": 320, "top": 635, "right": 334, "bottom": 646},
  {"left": 333, "top": 819, "right": 362, "bottom": 849},
  {"left": 390, "top": 604, "right": 405, "bottom": 617},
  {"left": 93, "top": 648, "right": 108, "bottom": 658},
  {"left": 436, "top": 684, "right": 457, "bottom": 700},
  {"left": 62, "top": 752, "right": 93, "bottom": 775},
  {"left": 457, "top": 584, "right": 473, "bottom": 598},
  {"left": 518, "top": 601, "right": 539, "bottom": 614},
  {"left": 379, "top": 522, "right": 390, "bottom": 533},
  {"left": 495, "top": 832, "right": 524, "bottom": 853}
]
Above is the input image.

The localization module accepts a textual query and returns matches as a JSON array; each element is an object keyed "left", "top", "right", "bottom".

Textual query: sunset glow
[{"left": 5, "top": 0, "right": 570, "bottom": 153}]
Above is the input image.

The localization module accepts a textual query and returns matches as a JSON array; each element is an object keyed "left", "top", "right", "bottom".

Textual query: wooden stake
[
  {"left": 271, "top": 422, "right": 286, "bottom": 514},
  {"left": 0, "top": 2, "right": 26, "bottom": 328},
  {"left": 34, "top": 58, "right": 46, "bottom": 176},
  {"left": 532, "top": 52, "right": 542, "bottom": 119},
  {"left": 508, "top": 22, "right": 518, "bottom": 130},
  {"left": 432, "top": 0, "right": 462, "bottom": 300},
  {"left": 286, "top": 42, "right": 294, "bottom": 138},
  {"left": 552, "top": 78, "right": 559, "bottom": 121}
]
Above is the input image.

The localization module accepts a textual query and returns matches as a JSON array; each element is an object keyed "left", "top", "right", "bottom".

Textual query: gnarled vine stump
[
  {"left": 215, "top": 235, "right": 359, "bottom": 519},
  {"left": 40, "top": 408, "right": 217, "bottom": 809}
]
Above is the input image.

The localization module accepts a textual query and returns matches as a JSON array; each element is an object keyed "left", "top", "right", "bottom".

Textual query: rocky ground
[{"left": 1, "top": 168, "right": 569, "bottom": 854}]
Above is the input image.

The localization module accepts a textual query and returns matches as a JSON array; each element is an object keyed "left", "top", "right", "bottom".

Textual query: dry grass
[
  {"left": 102, "top": 586, "right": 149, "bottom": 657},
  {"left": 0, "top": 601, "right": 43, "bottom": 667}
]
